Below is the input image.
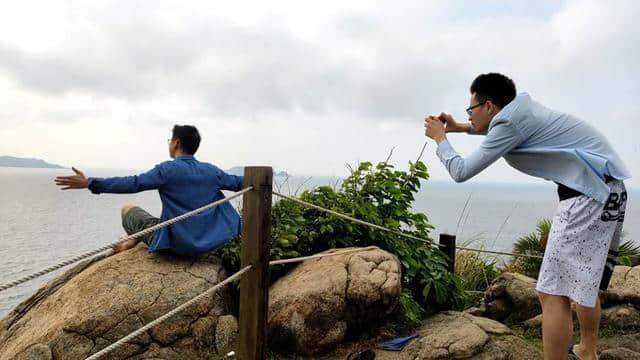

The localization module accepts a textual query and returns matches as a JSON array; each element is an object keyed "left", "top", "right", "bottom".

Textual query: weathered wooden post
[
  {"left": 239, "top": 167, "right": 273, "bottom": 360},
  {"left": 439, "top": 233, "right": 456, "bottom": 273}
]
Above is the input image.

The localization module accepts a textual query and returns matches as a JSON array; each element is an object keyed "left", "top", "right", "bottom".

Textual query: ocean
[{"left": 1, "top": 167, "right": 637, "bottom": 316}]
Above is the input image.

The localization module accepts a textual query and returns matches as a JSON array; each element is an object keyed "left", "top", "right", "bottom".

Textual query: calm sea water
[{"left": 1, "top": 167, "right": 637, "bottom": 316}]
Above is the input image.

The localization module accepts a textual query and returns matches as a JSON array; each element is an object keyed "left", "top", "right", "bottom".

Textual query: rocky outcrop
[
  {"left": 601, "top": 304, "right": 640, "bottom": 329},
  {"left": 511, "top": 263, "right": 640, "bottom": 330},
  {"left": 404, "top": 311, "right": 542, "bottom": 359},
  {"left": 598, "top": 333, "right": 640, "bottom": 359},
  {"left": 268, "top": 247, "right": 401, "bottom": 355},
  {"left": 605, "top": 265, "right": 640, "bottom": 305},
  {"left": 483, "top": 272, "right": 540, "bottom": 324},
  {"left": 0, "top": 244, "right": 235, "bottom": 359},
  {"left": 524, "top": 304, "right": 640, "bottom": 331},
  {"left": 600, "top": 347, "right": 640, "bottom": 360}
]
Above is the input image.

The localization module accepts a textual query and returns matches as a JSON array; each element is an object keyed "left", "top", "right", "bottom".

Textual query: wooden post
[
  {"left": 238, "top": 167, "right": 273, "bottom": 360},
  {"left": 439, "top": 233, "right": 456, "bottom": 273}
]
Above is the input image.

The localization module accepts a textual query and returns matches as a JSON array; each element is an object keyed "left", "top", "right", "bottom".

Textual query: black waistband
[
  {"left": 556, "top": 176, "right": 615, "bottom": 201},
  {"left": 557, "top": 184, "right": 583, "bottom": 201}
]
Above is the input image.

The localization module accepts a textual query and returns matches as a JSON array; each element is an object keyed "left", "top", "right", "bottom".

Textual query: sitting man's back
[{"left": 55, "top": 124, "right": 243, "bottom": 256}]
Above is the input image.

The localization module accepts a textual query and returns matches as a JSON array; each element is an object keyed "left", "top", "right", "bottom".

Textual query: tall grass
[{"left": 454, "top": 237, "right": 500, "bottom": 308}]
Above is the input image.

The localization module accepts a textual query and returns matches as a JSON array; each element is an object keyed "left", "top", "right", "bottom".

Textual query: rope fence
[
  {"left": 269, "top": 246, "right": 378, "bottom": 265},
  {"left": 3, "top": 165, "right": 545, "bottom": 360},
  {"left": 86, "top": 265, "right": 252, "bottom": 360},
  {"left": 0, "top": 187, "right": 253, "bottom": 293},
  {"left": 455, "top": 246, "right": 544, "bottom": 259},
  {"left": 272, "top": 191, "right": 443, "bottom": 248},
  {"left": 272, "top": 191, "right": 543, "bottom": 260},
  {"left": 87, "top": 188, "right": 541, "bottom": 359},
  {"left": 88, "top": 247, "right": 381, "bottom": 359}
]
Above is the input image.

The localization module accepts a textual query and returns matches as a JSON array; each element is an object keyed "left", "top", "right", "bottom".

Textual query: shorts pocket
[{"left": 557, "top": 196, "right": 580, "bottom": 223}]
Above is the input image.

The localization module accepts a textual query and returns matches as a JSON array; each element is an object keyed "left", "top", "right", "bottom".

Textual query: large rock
[
  {"left": 599, "top": 333, "right": 640, "bottom": 360},
  {"left": 601, "top": 304, "right": 640, "bottom": 329},
  {"left": 600, "top": 347, "right": 640, "bottom": 360},
  {"left": 268, "top": 247, "right": 401, "bottom": 355},
  {"left": 605, "top": 265, "right": 640, "bottom": 305},
  {"left": 404, "top": 311, "right": 542, "bottom": 359},
  {"left": 484, "top": 272, "right": 540, "bottom": 324},
  {"left": 0, "top": 244, "right": 235, "bottom": 359},
  {"left": 524, "top": 304, "right": 640, "bottom": 331}
]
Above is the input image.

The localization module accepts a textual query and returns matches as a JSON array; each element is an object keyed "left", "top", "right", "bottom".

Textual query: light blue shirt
[
  {"left": 436, "top": 93, "right": 631, "bottom": 203},
  {"left": 87, "top": 155, "right": 244, "bottom": 255}
]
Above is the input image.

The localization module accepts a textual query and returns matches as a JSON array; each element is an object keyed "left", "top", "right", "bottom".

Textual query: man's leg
[
  {"left": 539, "top": 292, "right": 573, "bottom": 360},
  {"left": 114, "top": 204, "right": 146, "bottom": 253},
  {"left": 573, "top": 297, "right": 601, "bottom": 360},
  {"left": 121, "top": 203, "right": 136, "bottom": 219}
]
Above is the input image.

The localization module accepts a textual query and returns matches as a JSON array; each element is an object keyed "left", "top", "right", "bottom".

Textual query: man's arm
[
  {"left": 218, "top": 171, "right": 244, "bottom": 192},
  {"left": 87, "top": 166, "right": 166, "bottom": 194},
  {"left": 437, "top": 112, "right": 486, "bottom": 135},
  {"left": 435, "top": 120, "right": 524, "bottom": 182},
  {"left": 55, "top": 165, "right": 167, "bottom": 194}
]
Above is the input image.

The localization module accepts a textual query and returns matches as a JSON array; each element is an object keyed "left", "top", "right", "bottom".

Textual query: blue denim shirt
[
  {"left": 436, "top": 93, "right": 631, "bottom": 203},
  {"left": 87, "top": 155, "right": 244, "bottom": 255}
]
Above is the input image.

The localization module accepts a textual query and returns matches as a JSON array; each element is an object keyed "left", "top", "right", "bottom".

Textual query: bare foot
[{"left": 112, "top": 239, "right": 140, "bottom": 253}]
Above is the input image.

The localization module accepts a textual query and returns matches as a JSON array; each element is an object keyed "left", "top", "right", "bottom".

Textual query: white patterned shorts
[{"left": 536, "top": 180, "right": 627, "bottom": 307}]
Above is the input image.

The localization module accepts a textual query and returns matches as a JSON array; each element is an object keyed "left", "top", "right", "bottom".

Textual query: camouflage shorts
[{"left": 122, "top": 206, "right": 160, "bottom": 246}]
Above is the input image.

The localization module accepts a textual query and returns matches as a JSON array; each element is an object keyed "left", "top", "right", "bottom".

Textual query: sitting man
[{"left": 55, "top": 124, "right": 244, "bottom": 256}]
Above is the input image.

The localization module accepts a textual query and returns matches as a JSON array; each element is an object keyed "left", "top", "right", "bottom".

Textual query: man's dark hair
[
  {"left": 470, "top": 73, "right": 517, "bottom": 109},
  {"left": 172, "top": 125, "right": 201, "bottom": 155}
]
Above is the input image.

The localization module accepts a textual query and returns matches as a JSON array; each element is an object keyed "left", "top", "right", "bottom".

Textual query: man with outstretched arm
[
  {"left": 55, "top": 125, "right": 243, "bottom": 256},
  {"left": 424, "top": 73, "right": 630, "bottom": 360}
]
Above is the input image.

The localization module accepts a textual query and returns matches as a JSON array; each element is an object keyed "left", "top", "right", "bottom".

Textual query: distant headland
[
  {"left": 226, "top": 166, "right": 290, "bottom": 177},
  {"left": 0, "top": 156, "right": 65, "bottom": 169}
]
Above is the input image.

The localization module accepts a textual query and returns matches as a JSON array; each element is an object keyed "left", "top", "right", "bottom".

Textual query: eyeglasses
[{"left": 466, "top": 101, "right": 486, "bottom": 116}]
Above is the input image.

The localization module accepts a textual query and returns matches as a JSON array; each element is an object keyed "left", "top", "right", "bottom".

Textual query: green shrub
[
  {"left": 220, "top": 160, "right": 467, "bottom": 319},
  {"left": 507, "top": 219, "right": 550, "bottom": 279},
  {"left": 617, "top": 237, "right": 640, "bottom": 266}
]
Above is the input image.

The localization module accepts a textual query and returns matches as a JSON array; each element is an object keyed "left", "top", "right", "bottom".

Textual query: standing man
[
  {"left": 55, "top": 125, "right": 244, "bottom": 256},
  {"left": 424, "top": 73, "right": 630, "bottom": 360}
]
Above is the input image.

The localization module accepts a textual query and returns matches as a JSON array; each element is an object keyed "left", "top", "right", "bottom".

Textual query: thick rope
[
  {"left": 272, "top": 191, "right": 442, "bottom": 248},
  {"left": 273, "top": 192, "right": 543, "bottom": 260},
  {"left": 87, "top": 247, "right": 377, "bottom": 358},
  {"left": 0, "top": 187, "right": 253, "bottom": 293},
  {"left": 85, "top": 265, "right": 252, "bottom": 360},
  {"left": 455, "top": 246, "right": 544, "bottom": 259},
  {"left": 269, "top": 246, "right": 378, "bottom": 265},
  {"left": 87, "top": 248, "right": 378, "bottom": 360}
]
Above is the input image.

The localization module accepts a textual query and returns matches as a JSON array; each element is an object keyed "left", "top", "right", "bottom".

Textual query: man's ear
[{"left": 486, "top": 100, "right": 498, "bottom": 115}]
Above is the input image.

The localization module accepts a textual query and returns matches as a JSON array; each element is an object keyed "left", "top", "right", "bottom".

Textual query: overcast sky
[{"left": 0, "top": 0, "right": 637, "bottom": 187}]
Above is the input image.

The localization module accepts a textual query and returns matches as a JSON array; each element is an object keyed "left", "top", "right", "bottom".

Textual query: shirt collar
[{"left": 176, "top": 155, "right": 195, "bottom": 161}]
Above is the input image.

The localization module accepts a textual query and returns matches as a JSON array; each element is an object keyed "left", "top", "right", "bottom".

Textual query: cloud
[
  {"left": 0, "top": 1, "right": 538, "bottom": 120},
  {"left": 0, "top": 0, "right": 637, "bottom": 184}
]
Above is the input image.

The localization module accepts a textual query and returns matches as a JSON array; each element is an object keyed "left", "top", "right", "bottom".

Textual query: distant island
[
  {"left": 0, "top": 156, "right": 65, "bottom": 169},
  {"left": 226, "top": 166, "right": 289, "bottom": 177}
]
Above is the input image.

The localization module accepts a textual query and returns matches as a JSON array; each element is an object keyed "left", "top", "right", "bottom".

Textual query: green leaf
[{"left": 422, "top": 282, "right": 432, "bottom": 298}]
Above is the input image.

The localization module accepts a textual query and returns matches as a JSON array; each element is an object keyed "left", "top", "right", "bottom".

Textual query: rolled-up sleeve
[{"left": 436, "top": 120, "right": 524, "bottom": 182}]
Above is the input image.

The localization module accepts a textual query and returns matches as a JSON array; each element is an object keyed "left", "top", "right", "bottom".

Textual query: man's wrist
[{"left": 435, "top": 134, "right": 447, "bottom": 144}]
